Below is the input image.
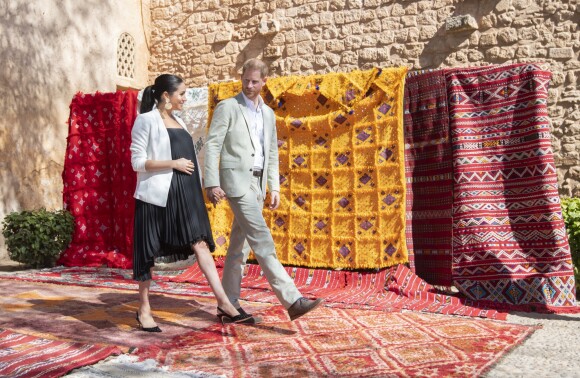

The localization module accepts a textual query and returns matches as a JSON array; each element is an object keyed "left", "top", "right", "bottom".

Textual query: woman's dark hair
[{"left": 140, "top": 74, "right": 184, "bottom": 114}]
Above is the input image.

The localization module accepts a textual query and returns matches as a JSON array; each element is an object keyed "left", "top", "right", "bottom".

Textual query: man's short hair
[{"left": 242, "top": 58, "right": 269, "bottom": 78}]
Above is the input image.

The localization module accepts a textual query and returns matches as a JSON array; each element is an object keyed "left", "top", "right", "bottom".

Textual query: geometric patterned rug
[
  {"left": 404, "top": 69, "right": 453, "bottom": 287},
  {"left": 446, "top": 63, "right": 578, "bottom": 311},
  {"left": 58, "top": 90, "right": 137, "bottom": 269},
  {"left": 136, "top": 305, "right": 536, "bottom": 377},
  {"left": 0, "top": 328, "right": 121, "bottom": 378},
  {"left": 173, "top": 260, "right": 510, "bottom": 319},
  {"left": 207, "top": 68, "right": 409, "bottom": 270},
  {"left": 0, "top": 276, "right": 537, "bottom": 377},
  {"left": 1, "top": 262, "right": 509, "bottom": 320}
]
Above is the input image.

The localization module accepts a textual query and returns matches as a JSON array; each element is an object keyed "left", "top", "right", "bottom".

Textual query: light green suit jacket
[{"left": 204, "top": 93, "right": 280, "bottom": 198}]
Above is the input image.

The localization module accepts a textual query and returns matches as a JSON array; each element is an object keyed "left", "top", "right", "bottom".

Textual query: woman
[{"left": 131, "top": 74, "right": 253, "bottom": 332}]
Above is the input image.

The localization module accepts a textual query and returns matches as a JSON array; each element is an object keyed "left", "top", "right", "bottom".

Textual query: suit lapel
[
  {"left": 235, "top": 93, "right": 256, "bottom": 150},
  {"left": 262, "top": 105, "right": 271, "bottom": 164}
]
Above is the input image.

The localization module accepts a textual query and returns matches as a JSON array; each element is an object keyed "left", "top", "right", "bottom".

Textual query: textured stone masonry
[{"left": 150, "top": 0, "right": 580, "bottom": 196}]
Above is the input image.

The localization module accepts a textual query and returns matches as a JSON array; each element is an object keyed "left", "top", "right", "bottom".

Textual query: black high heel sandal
[
  {"left": 136, "top": 311, "right": 162, "bottom": 332},
  {"left": 216, "top": 307, "right": 255, "bottom": 324}
]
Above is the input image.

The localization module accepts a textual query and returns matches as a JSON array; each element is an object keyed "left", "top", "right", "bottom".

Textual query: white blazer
[{"left": 130, "top": 108, "right": 200, "bottom": 207}]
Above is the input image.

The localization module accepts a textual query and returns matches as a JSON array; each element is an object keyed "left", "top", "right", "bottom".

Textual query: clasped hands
[
  {"left": 206, "top": 187, "right": 226, "bottom": 206},
  {"left": 205, "top": 186, "right": 281, "bottom": 210}
]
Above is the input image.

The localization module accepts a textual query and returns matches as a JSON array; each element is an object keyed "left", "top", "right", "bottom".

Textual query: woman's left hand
[{"left": 173, "top": 158, "right": 195, "bottom": 175}]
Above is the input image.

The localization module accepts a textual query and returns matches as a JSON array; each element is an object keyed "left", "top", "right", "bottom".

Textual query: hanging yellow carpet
[{"left": 207, "top": 67, "right": 408, "bottom": 269}]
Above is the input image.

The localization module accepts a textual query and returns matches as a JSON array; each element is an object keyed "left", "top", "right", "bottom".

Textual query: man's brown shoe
[{"left": 287, "top": 297, "right": 324, "bottom": 321}]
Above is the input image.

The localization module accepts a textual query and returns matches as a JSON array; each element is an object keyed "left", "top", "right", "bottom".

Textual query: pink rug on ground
[{"left": 0, "top": 279, "right": 267, "bottom": 352}]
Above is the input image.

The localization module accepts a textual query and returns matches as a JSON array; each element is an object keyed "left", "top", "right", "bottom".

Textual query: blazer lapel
[
  {"left": 262, "top": 105, "right": 271, "bottom": 162},
  {"left": 152, "top": 108, "right": 168, "bottom": 140},
  {"left": 235, "top": 93, "right": 255, "bottom": 150}
]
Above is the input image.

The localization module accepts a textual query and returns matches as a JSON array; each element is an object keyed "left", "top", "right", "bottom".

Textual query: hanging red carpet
[
  {"left": 446, "top": 63, "right": 577, "bottom": 311},
  {"left": 136, "top": 305, "right": 534, "bottom": 377},
  {"left": 58, "top": 91, "right": 138, "bottom": 268},
  {"left": 404, "top": 69, "right": 454, "bottom": 286},
  {"left": 0, "top": 328, "right": 121, "bottom": 378}
]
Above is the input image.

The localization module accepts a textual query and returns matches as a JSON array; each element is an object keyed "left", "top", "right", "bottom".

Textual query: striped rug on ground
[
  {"left": 172, "top": 258, "right": 507, "bottom": 320},
  {"left": 0, "top": 328, "right": 121, "bottom": 378},
  {"left": 446, "top": 63, "right": 578, "bottom": 311},
  {"left": 404, "top": 69, "right": 453, "bottom": 286}
]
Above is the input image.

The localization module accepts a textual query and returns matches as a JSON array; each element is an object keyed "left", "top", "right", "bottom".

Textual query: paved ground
[
  {"left": 1, "top": 258, "right": 579, "bottom": 377},
  {"left": 486, "top": 311, "right": 580, "bottom": 377}
]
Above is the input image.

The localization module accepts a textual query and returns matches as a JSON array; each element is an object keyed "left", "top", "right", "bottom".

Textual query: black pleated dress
[{"left": 133, "top": 128, "right": 216, "bottom": 281}]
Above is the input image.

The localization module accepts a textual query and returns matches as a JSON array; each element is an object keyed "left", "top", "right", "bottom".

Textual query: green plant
[
  {"left": 561, "top": 197, "right": 580, "bottom": 293},
  {"left": 2, "top": 208, "right": 75, "bottom": 268}
]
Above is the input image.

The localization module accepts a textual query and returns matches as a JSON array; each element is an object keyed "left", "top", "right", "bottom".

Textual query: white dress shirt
[{"left": 242, "top": 92, "right": 265, "bottom": 170}]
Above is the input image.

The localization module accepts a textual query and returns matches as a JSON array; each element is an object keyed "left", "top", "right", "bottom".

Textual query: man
[{"left": 204, "top": 58, "right": 323, "bottom": 321}]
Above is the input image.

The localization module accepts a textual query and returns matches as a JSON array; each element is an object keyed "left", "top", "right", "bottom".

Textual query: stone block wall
[
  {"left": 149, "top": 0, "right": 580, "bottom": 196},
  {"left": 0, "top": 0, "right": 150, "bottom": 260}
]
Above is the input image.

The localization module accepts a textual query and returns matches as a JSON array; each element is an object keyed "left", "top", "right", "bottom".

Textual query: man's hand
[
  {"left": 206, "top": 186, "right": 226, "bottom": 206},
  {"left": 269, "top": 191, "right": 280, "bottom": 210}
]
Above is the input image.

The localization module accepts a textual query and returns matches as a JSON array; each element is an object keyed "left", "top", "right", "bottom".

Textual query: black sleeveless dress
[{"left": 133, "top": 128, "right": 216, "bottom": 281}]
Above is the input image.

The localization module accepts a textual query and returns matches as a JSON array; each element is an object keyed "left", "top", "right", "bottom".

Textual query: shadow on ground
[{"left": 0, "top": 260, "right": 29, "bottom": 272}]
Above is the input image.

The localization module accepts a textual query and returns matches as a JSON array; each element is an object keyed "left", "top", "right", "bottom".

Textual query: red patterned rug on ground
[
  {"left": 1, "top": 261, "right": 508, "bottom": 320},
  {"left": 136, "top": 305, "right": 535, "bottom": 377},
  {"left": 404, "top": 69, "right": 453, "bottom": 286},
  {"left": 173, "top": 259, "right": 508, "bottom": 319},
  {"left": 0, "top": 278, "right": 537, "bottom": 377},
  {"left": 0, "top": 328, "right": 121, "bottom": 378},
  {"left": 58, "top": 90, "right": 138, "bottom": 269},
  {"left": 0, "top": 267, "right": 201, "bottom": 299},
  {"left": 446, "top": 63, "right": 578, "bottom": 311}
]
